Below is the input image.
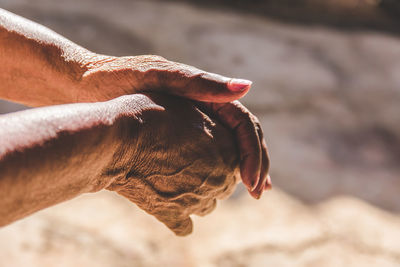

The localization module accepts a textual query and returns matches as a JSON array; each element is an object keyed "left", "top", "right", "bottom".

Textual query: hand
[
  {"left": 0, "top": 10, "right": 269, "bottom": 201},
  {"left": 82, "top": 55, "right": 271, "bottom": 198},
  {"left": 198, "top": 101, "right": 271, "bottom": 198},
  {"left": 104, "top": 93, "right": 240, "bottom": 236}
]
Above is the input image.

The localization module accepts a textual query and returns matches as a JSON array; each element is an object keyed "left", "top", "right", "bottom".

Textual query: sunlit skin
[{"left": 0, "top": 9, "right": 270, "bottom": 234}]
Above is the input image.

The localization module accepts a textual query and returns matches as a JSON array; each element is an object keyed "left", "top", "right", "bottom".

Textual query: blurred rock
[
  {"left": 1, "top": 190, "right": 400, "bottom": 267},
  {"left": 168, "top": 0, "right": 400, "bottom": 34}
]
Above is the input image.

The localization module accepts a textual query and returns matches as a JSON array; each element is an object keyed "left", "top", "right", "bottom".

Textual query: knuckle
[
  {"left": 150, "top": 55, "right": 167, "bottom": 62},
  {"left": 136, "top": 54, "right": 167, "bottom": 62},
  {"left": 135, "top": 55, "right": 172, "bottom": 74},
  {"left": 251, "top": 114, "right": 261, "bottom": 126},
  {"left": 195, "top": 199, "right": 217, "bottom": 216},
  {"left": 230, "top": 102, "right": 262, "bottom": 134},
  {"left": 231, "top": 104, "right": 252, "bottom": 122},
  {"left": 254, "top": 120, "right": 262, "bottom": 134},
  {"left": 223, "top": 106, "right": 251, "bottom": 126}
]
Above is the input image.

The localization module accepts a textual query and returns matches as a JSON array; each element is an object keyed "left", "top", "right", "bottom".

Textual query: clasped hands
[
  {"left": 80, "top": 55, "right": 271, "bottom": 235},
  {"left": 0, "top": 9, "right": 270, "bottom": 235}
]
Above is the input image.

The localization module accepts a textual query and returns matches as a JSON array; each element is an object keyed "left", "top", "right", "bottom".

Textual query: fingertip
[
  {"left": 200, "top": 77, "right": 252, "bottom": 103},
  {"left": 248, "top": 177, "right": 258, "bottom": 192},
  {"left": 243, "top": 182, "right": 252, "bottom": 192},
  {"left": 194, "top": 199, "right": 217, "bottom": 216},
  {"left": 227, "top": 78, "right": 253, "bottom": 92},
  {"left": 241, "top": 169, "right": 259, "bottom": 192},
  {"left": 249, "top": 189, "right": 260, "bottom": 199},
  {"left": 264, "top": 175, "right": 272, "bottom": 191},
  {"left": 171, "top": 217, "right": 193, "bottom": 236},
  {"left": 250, "top": 176, "right": 266, "bottom": 199},
  {"left": 240, "top": 156, "right": 261, "bottom": 192},
  {"left": 266, "top": 174, "right": 271, "bottom": 185},
  {"left": 249, "top": 183, "right": 264, "bottom": 199},
  {"left": 251, "top": 181, "right": 258, "bottom": 192}
]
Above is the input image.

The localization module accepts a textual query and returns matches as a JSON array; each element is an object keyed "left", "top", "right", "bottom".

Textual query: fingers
[
  {"left": 134, "top": 55, "right": 252, "bottom": 102},
  {"left": 249, "top": 126, "right": 271, "bottom": 199},
  {"left": 115, "top": 187, "right": 194, "bottom": 236},
  {"left": 194, "top": 199, "right": 217, "bottom": 217},
  {"left": 148, "top": 205, "right": 194, "bottom": 236},
  {"left": 264, "top": 175, "right": 272, "bottom": 191},
  {"left": 199, "top": 101, "right": 266, "bottom": 198},
  {"left": 236, "top": 117, "right": 262, "bottom": 192},
  {"left": 159, "top": 215, "right": 193, "bottom": 236}
]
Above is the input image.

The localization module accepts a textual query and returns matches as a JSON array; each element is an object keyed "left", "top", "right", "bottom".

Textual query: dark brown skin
[
  {"left": 0, "top": 94, "right": 239, "bottom": 235},
  {"left": 0, "top": 9, "right": 271, "bottom": 234},
  {"left": 107, "top": 94, "right": 240, "bottom": 235}
]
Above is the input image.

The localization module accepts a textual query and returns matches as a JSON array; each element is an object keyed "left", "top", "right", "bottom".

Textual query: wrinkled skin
[
  {"left": 83, "top": 55, "right": 270, "bottom": 197},
  {"left": 0, "top": 9, "right": 271, "bottom": 234},
  {"left": 0, "top": 7, "right": 270, "bottom": 197},
  {"left": 0, "top": 93, "right": 239, "bottom": 235},
  {"left": 105, "top": 94, "right": 239, "bottom": 235}
]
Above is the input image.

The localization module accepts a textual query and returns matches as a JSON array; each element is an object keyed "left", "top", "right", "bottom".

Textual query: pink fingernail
[
  {"left": 228, "top": 79, "right": 252, "bottom": 92},
  {"left": 264, "top": 175, "right": 272, "bottom": 191},
  {"left": 266, "top": 174, "right": 271, "bottom": 184}
]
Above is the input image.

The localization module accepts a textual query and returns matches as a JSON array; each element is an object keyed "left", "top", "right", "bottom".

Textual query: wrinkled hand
[
  {"left": 83, "top": 55, "right": 270, "bottom": 198},
  {"left": 105, "top": 93, "right": 239, "bottom": 236},
  {"left": 198, "top": 101, "right": 271, "bottom": 198}
]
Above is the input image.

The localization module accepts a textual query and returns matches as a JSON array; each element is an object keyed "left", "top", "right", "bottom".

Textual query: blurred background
[{"left": 1, "top": 0, "right": 400, "bottom": 266}]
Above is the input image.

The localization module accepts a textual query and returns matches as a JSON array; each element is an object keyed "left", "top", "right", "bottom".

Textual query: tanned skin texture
[
  {"left": 0, "top": 93, "right": 239, "bottom": 235},
  {"left": 0, "top": 9, "right": 270, "bottom": 235}
]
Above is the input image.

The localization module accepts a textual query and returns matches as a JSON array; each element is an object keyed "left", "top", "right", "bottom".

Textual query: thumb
[{"left": 136, "top": 56, "right": 252, "bottom": 103}]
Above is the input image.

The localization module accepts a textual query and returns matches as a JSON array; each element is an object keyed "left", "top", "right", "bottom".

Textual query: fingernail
[
  {"left": 249, "top": 188, "right": 261, "bottom": 199},
  {"left": 228, "top": 79, "right": 252, "bottom": 92},
  {"left": 264, "top": 183, "right": 272, "bottom": 191},
  {"left": 243, "top": 179, "right": 258, "bottom": 191},
  {"left": 264, "top": 175, "right": 272, "bottom": 191},
  {"left": 250, "top": 181, "right": 258, "bottom": 192}
]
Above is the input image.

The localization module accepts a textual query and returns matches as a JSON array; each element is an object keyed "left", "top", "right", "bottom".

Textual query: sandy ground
[
  {"left": 0, "top": 0, "right": 400, "bottom": 266},
  {"left": 2, "top": 190, "right": 400, "bottom": 267}
]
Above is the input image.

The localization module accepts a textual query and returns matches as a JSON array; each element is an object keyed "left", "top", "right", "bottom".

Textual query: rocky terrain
[{"left": 0, "top": 0, "right": 399, "bottom": 266}]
